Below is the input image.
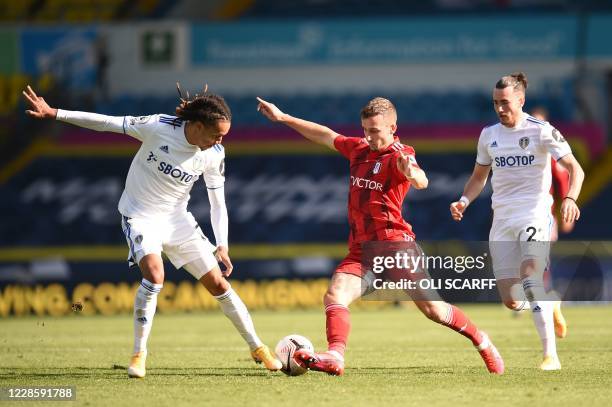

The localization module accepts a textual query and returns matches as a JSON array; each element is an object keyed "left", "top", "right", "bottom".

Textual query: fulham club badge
[{"left": 373, "top": 161, "right": 382, "bottom": 174}]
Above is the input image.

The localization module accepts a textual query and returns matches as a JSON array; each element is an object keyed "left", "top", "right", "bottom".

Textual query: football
[{"left": 274, "top": 334, "right": 314, "bottom": 376}]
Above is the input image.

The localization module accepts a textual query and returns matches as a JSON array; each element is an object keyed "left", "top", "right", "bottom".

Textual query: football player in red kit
[{"left": 256, "top": 96, "right": 504, "bottom": 376}]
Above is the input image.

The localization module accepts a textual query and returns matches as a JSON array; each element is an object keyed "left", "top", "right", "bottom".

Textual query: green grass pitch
[{"left": 1, "top": 305, "right": 611, "bottom": 406}]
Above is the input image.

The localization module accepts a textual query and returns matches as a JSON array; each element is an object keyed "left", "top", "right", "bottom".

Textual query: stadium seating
[
  {"left": 19, "top": 0, "right": 604, "bottom": 22},
  {"left": 241, "top": 0, "right": 612, "bottom": 18},
  {"left": 93, "top": 87, "right": 574, "bottom": 126},
  {"left": 4, "top": 0, "right": 611, "bottom": 22},
  {"left": 0, "top": 0, "right": 173, "bottom": 22}
]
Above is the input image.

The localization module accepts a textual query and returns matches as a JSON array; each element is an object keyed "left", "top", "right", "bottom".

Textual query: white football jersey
[
  {"left": 476, "top": 113, "right": 572, "bottom": 220},
  {"left": 118, "top": 114, "right": 225, "bottom": 218}
]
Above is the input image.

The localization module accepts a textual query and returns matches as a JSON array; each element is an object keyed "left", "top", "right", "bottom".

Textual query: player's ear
[
  {"left": 390, "top": 123, "right": 397, "bottom": 135},
  {"left": 193, "top": 121, "right": 205, "bottom": 133}
]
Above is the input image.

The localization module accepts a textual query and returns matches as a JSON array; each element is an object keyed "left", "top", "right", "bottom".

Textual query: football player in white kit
[
  {"left": 449, "top": 73, "right": 584, "bottom": 371},
  {"left": 22, "top": 85, "right": 282, "bottom": 377}
]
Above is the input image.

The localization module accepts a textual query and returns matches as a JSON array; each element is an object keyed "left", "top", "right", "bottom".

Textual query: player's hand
[
  {"left": 256, "top": 97, "right": 285, "bottom": 122},
  {"left": 560, "top": 197, "right": 580, "bottom": 224},
  {"left": 22, "top": 85, "right": 57, "bottom": 119},
  {"left": 450, "top": 201, "right": 467, "bottom": 222},
  {"left": 215, "top": 246, "right": 234, "bottom": 277},
  {"left": 396, "top": 152, "right": 416, "bottom": 179}
]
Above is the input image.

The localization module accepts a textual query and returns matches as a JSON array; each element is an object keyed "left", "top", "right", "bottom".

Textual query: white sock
[
  {"left": 215, "top": 288, "right": 263, "bottom": 351},
  {"left": 523, "top": 278, "right": 557, "bottom": 357},
  {"left": 326, "top": 350, "right": 344, "bottom": 361},
  {"left": 510, "top": 283, "right": 530, "bottom": 312},
  {"left": 133, "top": 279, "right": 162, "bottom": 354}
]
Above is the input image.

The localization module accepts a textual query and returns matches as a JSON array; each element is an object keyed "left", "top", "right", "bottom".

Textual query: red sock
[
  {"left": 442, "top": 305, "right": 483, "bottom": 346},
  {"left": 325, "top": 304, "right": 350, "bottom": 356}
]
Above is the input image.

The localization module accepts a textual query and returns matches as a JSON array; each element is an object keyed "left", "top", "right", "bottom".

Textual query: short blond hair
[{"left": 360, "top": 97, "right": 397, "bottom": 120}]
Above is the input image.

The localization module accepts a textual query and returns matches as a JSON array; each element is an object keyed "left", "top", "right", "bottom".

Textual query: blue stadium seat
[{"left": 95, "top": 86, "right": 575, "bottom": 126}]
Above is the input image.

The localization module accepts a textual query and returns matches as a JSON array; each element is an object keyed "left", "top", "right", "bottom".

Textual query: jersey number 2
[{"left": 526, "top": 226, "right": 537, "bottom": 241}]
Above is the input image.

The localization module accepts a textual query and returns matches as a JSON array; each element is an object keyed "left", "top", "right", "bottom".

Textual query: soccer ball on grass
[{"left": 274, "top": 334, "right": 314, "bottom": 376}]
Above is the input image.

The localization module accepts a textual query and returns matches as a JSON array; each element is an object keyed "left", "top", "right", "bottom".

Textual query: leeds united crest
[{"left": 519, "top": 137, "right": 530, "bottom": 149}]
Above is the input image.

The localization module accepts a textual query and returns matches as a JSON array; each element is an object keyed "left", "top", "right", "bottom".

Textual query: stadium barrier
[
  {"left": 0, "top": 279, "right": 392, "bottom": 317},
  {"left": 1, "top": 240, "right": 610, "bottom": 316}
]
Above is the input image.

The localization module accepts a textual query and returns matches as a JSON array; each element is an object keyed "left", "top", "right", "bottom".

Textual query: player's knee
[
  {"left": 199, "top": 266, "right": 230, "bottom": 296},
  {"left": 521, "top": 258, "right": 537, "bottom": 268},
  {"left": 519, "top": 258, "right": 538, "bottom": 278},
  {"left": 324, "top": 286, "right": 351, "bottom": 306},
  {"left": 419, "top": 302, "right": 445, "bottom": 322},
  {"left": 323, "top": 289, "right": 339, "bottom": 305},
  {"left": 208, "top": 281, "right": 230, "bottom": 297},
  {"left": 139, "top": 256, "right": 164, "bottom": 284},
  {"left": 324, "top": 273, "right": 360, "bottom": 306}
]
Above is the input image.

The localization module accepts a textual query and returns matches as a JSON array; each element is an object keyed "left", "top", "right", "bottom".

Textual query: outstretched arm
[
  {"left": 23, "top": 85, "right": 126, "bottom": 134},
  {"left": 256, "top": 97, "right": 339, "bottom": 150},
  {"left": 23, "top": 85, "right": 58, "bottom": 119},
  {"left": 450, "top": 163, "right": 491, "bottom": 222}
]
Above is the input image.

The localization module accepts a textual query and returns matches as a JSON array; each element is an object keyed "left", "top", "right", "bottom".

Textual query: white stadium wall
[{"left": 99, "top": 16, "right": 612, "bottom": 97}]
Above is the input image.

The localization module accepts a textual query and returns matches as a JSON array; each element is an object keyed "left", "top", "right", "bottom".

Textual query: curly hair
[
  {"left": 175, "top": 83, "right": 232, "bottom": 126},
  {"left": 495, "top": 72, "right": 528, "bottom": 93}
]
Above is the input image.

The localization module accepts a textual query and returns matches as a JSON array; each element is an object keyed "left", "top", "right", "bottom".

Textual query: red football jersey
[{"left": 334, "top": 135, "right": 417, "bottom": 247}]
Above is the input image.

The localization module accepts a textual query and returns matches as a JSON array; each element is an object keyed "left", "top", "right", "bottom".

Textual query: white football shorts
[
  {"left": 488, "top": 212, "right": 553, "bottom": 280},
  {"left": 120, "top": 211, "right": 218, "bottom": 278}
]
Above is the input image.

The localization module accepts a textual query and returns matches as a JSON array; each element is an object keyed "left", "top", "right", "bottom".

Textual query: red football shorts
[
  {"left": 335, "top": 233, "right": 417, "bottom": 278},
  {"left": 335, "top": 245, "right": 364, "bottom": 277}
]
